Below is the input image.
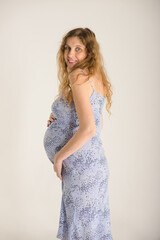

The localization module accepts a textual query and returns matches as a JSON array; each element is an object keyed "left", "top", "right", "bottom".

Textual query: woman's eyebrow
[{"left": 65, "top": 44, "right": 84, "bottom": 48}]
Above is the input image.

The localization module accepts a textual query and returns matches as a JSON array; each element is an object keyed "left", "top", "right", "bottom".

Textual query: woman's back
[
  {"left": 77, "top": 68, "right": 106, "bottom": 100},
  {"left": 43, "top": 70, "right": 105, "bottom": 164}
]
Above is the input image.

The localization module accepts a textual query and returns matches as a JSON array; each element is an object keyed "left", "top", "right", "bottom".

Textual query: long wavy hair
[{"left": 55, "top": 27, "right": 113, "bottom": 115}]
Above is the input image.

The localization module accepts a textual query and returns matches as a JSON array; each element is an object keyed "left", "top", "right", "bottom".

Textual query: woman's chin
[{"left": 67, "top": 62, "right": 78, "bottom": 70}]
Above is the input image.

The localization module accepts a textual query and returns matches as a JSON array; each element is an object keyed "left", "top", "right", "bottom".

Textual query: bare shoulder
[
  {"left": 68, "top": 68, "right": 96, "bottom": 132},
  {"left": 90, "top": 72, "right": 105, "bottom": 97},
  {"left": 68, "top": 68, "right": 89, "bottom": 87}
]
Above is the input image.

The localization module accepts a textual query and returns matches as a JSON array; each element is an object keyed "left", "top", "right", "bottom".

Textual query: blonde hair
[{"left": 55, "top": 27, "right": 113, "bottom": 116}]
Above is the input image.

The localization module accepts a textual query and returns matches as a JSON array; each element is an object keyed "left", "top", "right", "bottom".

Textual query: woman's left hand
[{"left": 53, "top": 153, "right": 63, "bottom": 181}]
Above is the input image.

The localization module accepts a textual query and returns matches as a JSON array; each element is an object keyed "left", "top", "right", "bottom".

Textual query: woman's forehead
[{"left": 66, "top": 37, "right": 85, "bottom": 47}]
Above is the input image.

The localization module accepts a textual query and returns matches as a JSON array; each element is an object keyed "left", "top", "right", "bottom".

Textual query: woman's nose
[{"left": 68, "top": 49, "right": 75, "bottom": 58}]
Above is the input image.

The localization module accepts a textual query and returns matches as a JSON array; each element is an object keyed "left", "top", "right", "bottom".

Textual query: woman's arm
[{"left": 55, "top": 69, "right": 96, "bottom": 162}]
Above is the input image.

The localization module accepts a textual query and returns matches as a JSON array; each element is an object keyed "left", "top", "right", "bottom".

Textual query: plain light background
[{"left": 0, "top": 0, "right": 160, "bottom": 239}]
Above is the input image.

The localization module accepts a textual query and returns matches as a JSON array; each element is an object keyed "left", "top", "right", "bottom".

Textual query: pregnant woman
[{"left": 43, "top": 27, "right": 113, "bottom": 240}]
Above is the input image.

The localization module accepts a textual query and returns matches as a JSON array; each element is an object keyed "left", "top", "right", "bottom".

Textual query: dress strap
[
  {"left": 79, "top": 68, "right": 84, "bottom": 73},
  {"left": 79, "top": 68, "right": 95, "bottom": 91},
  {"left": 88, "top": 79, "right": 95, "bottom": 91}
]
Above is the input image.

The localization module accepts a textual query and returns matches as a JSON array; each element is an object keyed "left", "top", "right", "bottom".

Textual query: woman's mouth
[{"left": 68, "top": 59, "right": 77, "bottom": 65}]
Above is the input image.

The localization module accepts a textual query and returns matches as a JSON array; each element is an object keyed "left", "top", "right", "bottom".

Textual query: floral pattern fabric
[{"left": 43, "top": 77, "right": 113, "bottom": 240}]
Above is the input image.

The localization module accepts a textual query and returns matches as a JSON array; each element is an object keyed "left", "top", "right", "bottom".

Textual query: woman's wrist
[{"left": 54, "top": 151, "right": 64, "bottom": 162}]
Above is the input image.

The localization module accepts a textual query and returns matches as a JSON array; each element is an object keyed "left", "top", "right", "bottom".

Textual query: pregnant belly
[
  {"left": 43, "top": 119, "right": 75, "bottom": 164},
  {"left": 43, "top": 121, "right": 66, "bottom": 164}
]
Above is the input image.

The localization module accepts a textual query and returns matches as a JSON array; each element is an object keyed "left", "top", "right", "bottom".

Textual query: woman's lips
[{"left": 68, "top": 59, "right": 77, "bottom": 65}]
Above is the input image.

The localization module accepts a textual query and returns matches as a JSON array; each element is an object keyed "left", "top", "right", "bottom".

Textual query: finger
[
  {"left": 57, "top": 168, "right": 63, "bottom": 180},
  {"left": 47, "top": 120, "right": 51, "bottom": 126},
  {"left": 49, "top": 117, "right": 54, "bottom": 122},
  {"left": 50, "top": 116, "right": 57, "bottom": 121},
  {"left": 49, "top": 115, "right": 54, "bottom": 120},
  {"left": 57, "top": 173, "right": 62, "bottom": 181},
  {"left": 50, "top": 113, "right": 56, "bottom": 119}
]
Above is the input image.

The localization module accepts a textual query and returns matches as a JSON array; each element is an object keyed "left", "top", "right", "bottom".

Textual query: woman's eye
[
  {"left": 65, "top": 46, "right": 70, "bottom": 50},
  {"left": 76, "top": 47, "right": 81, "bottom": 51},
  {"left": 64, "top": 46, "right": 81, "bottom": 52}
]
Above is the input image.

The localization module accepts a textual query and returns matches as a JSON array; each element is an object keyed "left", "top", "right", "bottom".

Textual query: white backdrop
[{"left": 0, "top": 0, "right": 160, "bottom": 239}]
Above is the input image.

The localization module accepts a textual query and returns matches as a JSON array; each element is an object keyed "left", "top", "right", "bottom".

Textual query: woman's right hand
[{"left": 47, "top": 112, "right": 57, "bottom": 127}]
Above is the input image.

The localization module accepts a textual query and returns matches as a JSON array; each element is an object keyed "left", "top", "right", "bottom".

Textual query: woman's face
[{"left": 63, "top": 37, "right": 87, "bottom": 71}]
